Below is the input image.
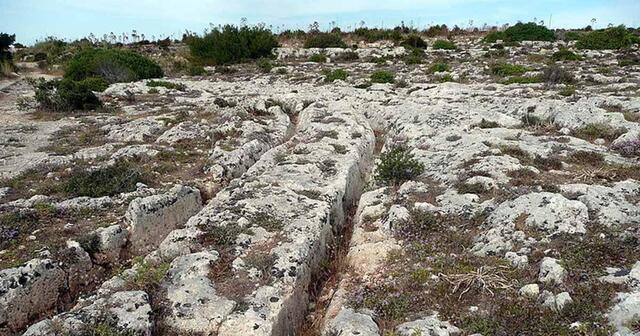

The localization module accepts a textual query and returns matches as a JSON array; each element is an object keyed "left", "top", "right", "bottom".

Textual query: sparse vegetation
[
  {"left": 146, "top": 80, "right": 187, "bottom": 91},
  {"left": 64, "top": 160, "right": 144, "bottom": 197},
  {"left": 429, "top": 62, "right": 449, "bottom": 73},
  {"left": 572, "top": 123, "right": 625, "bottom": 142},
  {"left": 303, "top": 33, "right": 347, "bottom": 48},
  {"left": 491, "top": 63, "right": 528, "bottom": 76}
]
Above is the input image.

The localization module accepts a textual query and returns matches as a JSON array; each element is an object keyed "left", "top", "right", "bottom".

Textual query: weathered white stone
[
  {"left": 323, "top": 308, "right": 379, "bottom": 336},
  {"left": 519, "top": 283, "right": 540, "bottom": 298},
  {"left": 0, "top": 259, "right": 66, "bottom": 332},
  {"left": 126, "top": 184, "right": 202, "bottom": 253},
  {"left": 395, "top": 315, "right": 461, "bottom": 336},
  {"left": 609, "top": 292, "right": 640, "bottom": 336},
  {"left": 539, "top": 257, "right": 567, "bottom": 285}
]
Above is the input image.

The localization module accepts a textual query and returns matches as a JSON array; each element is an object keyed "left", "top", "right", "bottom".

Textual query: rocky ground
[{"left": 1, "top": 37, "right": 640, "bottom": 335}]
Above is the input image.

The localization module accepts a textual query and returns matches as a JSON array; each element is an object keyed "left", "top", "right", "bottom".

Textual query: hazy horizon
[{"left": 2, "top": 0, "right": 639, "bottom": 45}]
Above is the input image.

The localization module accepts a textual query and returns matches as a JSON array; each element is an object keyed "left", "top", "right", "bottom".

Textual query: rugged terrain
[{"left": 1, "top": 36, "right": 640, "bottom": 335}]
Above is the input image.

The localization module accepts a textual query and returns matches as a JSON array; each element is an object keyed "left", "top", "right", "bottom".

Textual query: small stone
[{"left": 519, "top": 284, "right": 540, "bottom": 298}]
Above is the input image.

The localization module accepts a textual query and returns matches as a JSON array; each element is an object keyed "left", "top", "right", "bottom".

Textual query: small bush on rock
[
  {"left": 303, "top": 33, "right": 347, "bottom": 48},
  {"left": 429, "top": 62, "right": 449, "bottom": 73},
  {"left": 256, "top": 58, "right": 273, "bottom": 73},
  {"left": 401, "top": 35, "right": 427, "bottom": 49},
  {"left": 308, "top": 53, "right": 327, "bottom": 63},
  {"left": 552, "top": 49, "right": 582, "bottom": 61},
  {"left": 322, "top": 68, "right": 348, "bottom": 82},
  {"left": 432, "top": 39, "right": 457, "bottom": 50},
  {"left": 147, "top": 80, "right": 187, "bottom": 91},
  {"left": 65, "top": 48, "right": 163, "bottom": 84},
  {"left": 370, "top": 70, "right": 395, "bottom": 84},
  {"left": 375, "top": 145, "right": 425, "bottom": 186},
  {"left": 541, "top": 65, "right": 574, "bottom": 85},
  {"left": 572, "top": 123, "right": 626, "bottom": 142},
  {"left": 491, "top": 63, "right": 528, "bottom": 76}
]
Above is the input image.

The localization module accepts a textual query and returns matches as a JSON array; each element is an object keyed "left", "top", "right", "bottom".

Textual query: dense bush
[
  {"left": 370, "top": 70, "right": 395, "bottom": 83},
  {"left": 303, "top": 33, "right": 347, "bottom": 48},
  {"left": 65, "top": 48, "right": 163, "bottom": 84},
  {"left": 576, "top": 26, "right": 638, "bottom": 50},
  {"left": 65, "top": 160, "right": 143, "bottom": 197},
  {"left": 552, "top": 49, "right": 582, "bottom": 61},
  {"left": 483, "top": 22, "right": 555, "bottom": 42},
  {"left": 401, "top": 35, "right": 427, "bottom": 49},
  {"left": 34, "top": 78, "right": 102, "bottom": 111},
  {"left": 374, "top": 145, "right": 425, "bottom": 186},
  {"left": 432, "top": 39, "right": 457, "bottom": 50},
  {"left": 187, "top": 24, "right": 278, "bottom": 65}
]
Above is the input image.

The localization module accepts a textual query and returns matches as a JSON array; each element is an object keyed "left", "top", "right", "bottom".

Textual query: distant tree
[{"left": 0, "top": 33, "right": 16, "bottom": 61}]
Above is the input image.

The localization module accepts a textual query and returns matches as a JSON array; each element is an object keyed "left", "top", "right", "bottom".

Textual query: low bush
[
  {"left": 187, "top": 24, "right": 278, "bottom": 65},
  {"left": 256, "top": 58, "right": 273, "bottom": 73},
  {"left": 541, "top": 65, "right": 574, "bottom": 85},
  {"left": 491, "top": 63, "right": 528, "bottom": 76},
  {"left": 432, "top": 39, "right": 456, "bottom": 50},
  {"left": 612, "top": 137, "right": 640, "bottom": 157},
  {"left": 403, "top": 47, "right": 424, "bottom": 64},
  {"left": 146, "top": 80, "right": 187, "bottom": 91},
  {"left": 335, "top": 50, "right": 359, "bottom": 62},
  {"left": 429, "top": 62, "right": 449, "bottom": 73},
  {"left": 303, "top": 33, "right": 347, "bottom": 48},
  {"left": 552, "top": 49, "right": 582, "bottom": 61},
  {"left": 370, "top": 70, "right": 395, "bottom": 83},
  {"left": 572, "top": 123, "right": 626, "bottom": 142},
  {"left": 308, "top": 53, "right": 327, "bottom": 63},
  {"left": 64, "top": 160, "right": 144, "bottom": 197},
  {"left": 374, "top": 145, "right": 424, "bottom": 186},
  {"left": 576, "top": 26, "right": 638, "bottom": 50},
  {"left": 34, "top": 78, "right": 102, "bottom": 111},
  {"left": 322, "top": 68, "right": 348, "bottom": 82},
  {"left": 401, "top": 34, "right": 427, "bottom": 49},
  {"left": 65, "top": 48, "right": 163, "bottom": 84},
  {"left": 501, "top": 76, "right": 542, "bottom": 84},
  {"left": 188, "top": 64, "right": 206, "bottom": 76}
]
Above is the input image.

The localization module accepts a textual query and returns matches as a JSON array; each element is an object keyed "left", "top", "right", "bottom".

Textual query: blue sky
[{"left": 2, "top": 0, "right": 638, "bottom": 45}]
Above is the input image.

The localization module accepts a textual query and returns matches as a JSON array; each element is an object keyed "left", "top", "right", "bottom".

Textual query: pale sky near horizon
[{"left": 1, "top": 0, "right": 638, "bottom": 45}]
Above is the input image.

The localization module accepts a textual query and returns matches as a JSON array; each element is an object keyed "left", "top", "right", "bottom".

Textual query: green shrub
[
  {"left": 491, "top": 63, "right": 528, "bottom": 76},
  {"left": 34, "top": 78, "right": 102, "bottom": 112},
  {"left": 403, "top": 47, "right": 424, "bottom": 64},
  {"left": 146, "top": 80, "right": 187, "bottom": 91},
  {"left": 477, "top": 119, "right": 500, "bottom": 128},
  {"left": 432, "top": 39, "right": 456, "bottom": 50},
  {"left": 576, "top": 26, "right": 638, "bottom": 50},
  {"left": 187, "top": 24, "right": 278, "bottom": 65},
  {"left": 483, "top": 22, "right": 555, "bottom": 43},
  {"left": 504, "top": 22, "right": 555, "bottom": 42},
  {"left": 303, "top": 33, "right": 347, "bottom": 48},
  {"left": 256, "top": 58, "right": 273, "bottom": 73},
  {"left": 429, "top": 62, "right": 450, "bottom": 73},
  {"left": 370, "top": 70, "right": 395, "bottom": 83},
  {"left": 80, "top": 77, "right": 109, "bottom": 92},
  {"left": 65, "top": 48, "right": 163, "bottom": 84},
  {"left": 552, "top": 49, "right": 582, "bottom": 61},
  {"left": 559, "top": 85, "right": 576, "bottom": 96},
  {"left": 309, "top": 53, "right": 327, "bottom": 63},
  {"left": 322, "top": 68, "right": 348, "bottom": 82},
  {"left": 64, "top": 160, "right": 143, "bottom": 197},
  {"left": 401, "top": 35, "right": 427, "bottom": 49},
  {"left": 375, "top": 145, "right": 424, "bottom": 186},
  {"left": 0, "top": 33, "right": 15, "bottom": 62}
]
